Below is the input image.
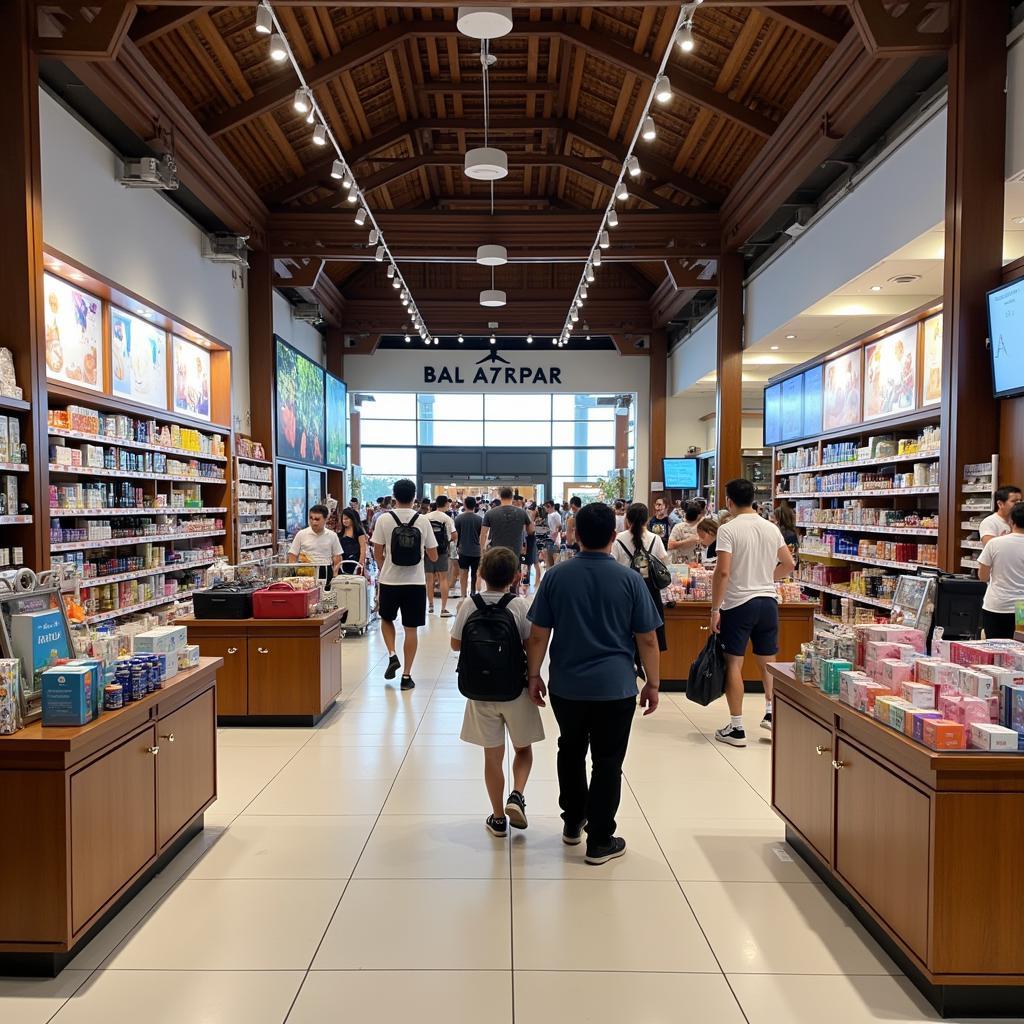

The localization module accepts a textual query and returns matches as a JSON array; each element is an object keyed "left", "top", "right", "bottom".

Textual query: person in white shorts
[{"left": 451, "top": 547, "right": 544, "bottom": 838}]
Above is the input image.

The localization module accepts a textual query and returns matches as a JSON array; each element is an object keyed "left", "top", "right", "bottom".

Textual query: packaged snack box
[
  {"left": 900, "top": 681, "right": 937, "bottom": 709},
  {"left": 921, "top": 718, "right": 966, "bottom": 750},
  {"left": 41, "top": 665, "right": 93, "bottom": 726},
  {"left": 904, "top": 707, "right": 940, "bottom": 738},
  {"left": 133, "top": 625, "right": 187, "bottom": 655},
  {"left": 969, "top": 722, "right": 1019, "bottom": 752},
  {"left": 912, "top": 711, "right": 943, "bottom": 742},
  {"left": 881, "top": 659, "right": 914, "bottom": 688}
]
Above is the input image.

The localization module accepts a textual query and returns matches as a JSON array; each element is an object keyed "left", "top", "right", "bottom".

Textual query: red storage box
[{"left": 252, "top": 582, "right": 321, "bottom": 618}]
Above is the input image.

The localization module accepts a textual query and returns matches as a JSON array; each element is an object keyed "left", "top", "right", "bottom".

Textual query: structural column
[
  {"left": 325, "top": 326, "right": 345, "bottom": 504},
  {"left": 937, "top": 0, "right": 1007, "bottom": 571},
  {"left": 246, "top": 248, "right": 276, "bottom": 456},
  {"left": 715, "top": 250, "right": 744, "bottom": 509},
  {"left": 648, "top": 328, "right": 668, "bottom": 497}
]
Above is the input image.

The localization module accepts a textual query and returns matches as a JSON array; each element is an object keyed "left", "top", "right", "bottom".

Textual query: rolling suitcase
[{"left": 333, "top": 561, "right": 370, "bottom": 635}]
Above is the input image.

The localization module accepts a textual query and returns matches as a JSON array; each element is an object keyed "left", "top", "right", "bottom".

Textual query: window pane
[
  {"left": 485, "top": 394, "right": 550, "bottom": 420},
  {"left": 360, "top": 420, "right": 416, "bottom": 445},
  {"left": 358, "top": 393, "right": 416, "bottom": 419},
  {"left": 552, "top": 421, "right": 616, "bottom": 447},
  {"left": 360, "top": 446, "right": 417, "bottom": 475},
  {"left": 552, "top": 395, "right": 613, "bottom": 420},
  {"left": 584, "top": 449, "right": 616, "bottom": 476},
  {"left": 418, "top": 394, "right": 483, "bottom": 419},
  {"left": 552, "top": 448, "right": 617, "bottom": 478},
  {"left": 418, "top": 421, "right": 485, "bottom": 446},
  {"left": 485, "top": 421, "right": 551, "bottom": 446}
]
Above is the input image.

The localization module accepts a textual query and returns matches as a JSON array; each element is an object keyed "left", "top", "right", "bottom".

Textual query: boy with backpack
[
  {"left": 371, "top": 478, "right": 438, "bottom": 690},
  {"left": 450, "top": 547, "right": 543, "bottom": 838},
  {"left": 426, "top": 495, "right": 457, "bottom": 617}
]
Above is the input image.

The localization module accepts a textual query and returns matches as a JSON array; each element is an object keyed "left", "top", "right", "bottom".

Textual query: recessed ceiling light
[
  {"left": 870, "top": 285, "right": 883, "bottom": 292},
  {"left": 770, "top": 345, "right": 779, "bottom": 351},
  {"left": 888, "top": 274, "right": 921, "bottom": 285},
  {"left": 785, "top": 334, "right": 796, "bottom": 340},
  {"left": 1012, "top": 216, "right": 1024, "bottom": 225}
]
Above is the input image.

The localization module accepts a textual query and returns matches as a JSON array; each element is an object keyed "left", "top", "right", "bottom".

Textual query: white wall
[
  {"left": 666, "top": 393, "right": 715, "bottom": 454},
  {"left": 272, "top": 289, "right": 324, "bottom": 364},
  {"left": 38, "top": 89, "right": 250, "bottom": 428}
]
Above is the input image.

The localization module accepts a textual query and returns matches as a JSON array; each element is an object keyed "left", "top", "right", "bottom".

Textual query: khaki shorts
[{"left": 460, "top": 691, "right": 545, "bottom": 749}]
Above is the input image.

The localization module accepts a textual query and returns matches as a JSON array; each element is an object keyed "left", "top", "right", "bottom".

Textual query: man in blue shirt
[{"left": 527, "top": 502, "right": 662, "bottom": 865}]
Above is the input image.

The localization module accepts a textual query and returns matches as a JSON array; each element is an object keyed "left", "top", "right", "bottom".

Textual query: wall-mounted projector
[
  {"left": 201, "top": 233, "right": 249, "bottom": 269},
  {"left": 118, "top": 155, "right": 178, "bottom": 190},
  {"left": 293, "top": 302, "right": 323, "bottom": 324}
]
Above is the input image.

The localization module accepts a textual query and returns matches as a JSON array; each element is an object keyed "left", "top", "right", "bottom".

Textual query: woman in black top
[
  {"left": 696, "top": 518, "right": 718, "bottom": 561},
  {"left": 338, "top": 507, "right": 367, "bottom": 573},
  {"left": 624, "top": 503, "right": 667, "bottom": 652},
  {"left": 774, "top": 501, "right": 799, "bottom": 554}
]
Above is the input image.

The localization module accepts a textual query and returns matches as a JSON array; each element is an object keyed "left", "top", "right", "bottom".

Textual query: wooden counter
[
  {"left": 660, "top": 601, "right": 815, "bottom": 689},
  {"left": 178, "top": 609, "right": 344, "bottom": 725},
  {"left": 769, "top": 663, "right": 1024, "bottom": 1018},
  {"left": 0, "top": 657, "right": 220, "bottom": 976}
]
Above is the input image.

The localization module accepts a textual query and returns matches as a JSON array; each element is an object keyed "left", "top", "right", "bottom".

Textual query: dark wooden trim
[
  {"left": 247, "top": 249, "right": 275, "bottom": 457},
  {"left": 714, "top": 251, "right": 744, "bottom": 506},
  {"left": 129, "top": 5, "right": 208, "bottom": 45},
  {"left": 850, "top": 0, "right": 952, "bottom": 58},
  {"left": 649, "top": 328, "right": 668, "bottom": 488},
  {"left": 766, "top": 5, "right": 848, "bottom": 45},
  {"left": 34, "top": 0, "right": 136, "bottom": 61}
]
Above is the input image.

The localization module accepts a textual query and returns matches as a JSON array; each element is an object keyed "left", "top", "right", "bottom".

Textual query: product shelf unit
[
  {"left": 233, "top": 450, "right": 275, "bottom": 567},
  {"left": 774, "top": 418, "right": 940, "bottom": 628},
  {"left": 960, "top": 456, "right": 997, "bottom": 573},
  {"left": 0, "top": 393, "right": 33, "bottom": 571}
]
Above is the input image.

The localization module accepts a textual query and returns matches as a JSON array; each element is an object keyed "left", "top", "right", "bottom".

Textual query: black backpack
[
  {"left": 618, "top": 537, "right": 672, "bottom": 591},
  {"left": 429, "top": 516, "right": 449, "bottom": 551},
  {"left": 457, "top": 594, "right": 526, "bottom": 701},
  {"left": 389, "top": 511, "right": 423, "bottom": 567}
]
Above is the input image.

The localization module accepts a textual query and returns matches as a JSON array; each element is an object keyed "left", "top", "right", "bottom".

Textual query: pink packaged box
[
  {"left": 893, "top": 643, "right": 920, "bottom": 663},
  {"left": 884, "top": 627, "right": 926, "bottom": 652},
  {"left": 916, "top": 660, "right": 958, "bottom": 690},
  {"left": 968, "top": 722, "right": 1019, "bottom": 752},
  {"left": 949, "top": 642, "right": 995, "bottom": 667},
  {"left": 994, "top": 650, "right": 1024, "bottom": 671},
  {"left": 960, "top": 695, "right": 991, "bottom": 727},
  {"left": 866, "top": 641, "right": 901, "bottom": 664},
  {"left": 938, "top": 694, "right": 963, "bottom": 721},
  {"left": 839, "top": 670, "right": 871, "bottom": 707},
  {"left": 957, "top": 668, "right": 995, "bottom": 699},
  {"left": 912, "top": 711, "right": 943, "bottom": 742},
  {"left": 881, "top": 659, "right": 914, "bottom": 688},
  {"left": 980, "top": 666, "right": 1024, "bottom": 690},
  {"left": 852, "top": 680, "right": 891, "bottom": 714},
  {"left": 901, "top": 682, "right": 937, "bottom": 709}
]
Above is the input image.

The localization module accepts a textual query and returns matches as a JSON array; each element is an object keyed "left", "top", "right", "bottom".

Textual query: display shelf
[
  {"left": 962, "top": 557, "right": 980, "bottom": 570},
  {"left": 0, "top": 394, "right": 31, "bottom": 413},
  {"left": 0, "top": 515, "right": 32, "bottom": 526},
  {"left": 960, "top": 456, "right": 996, "bottom": 577},
  {"left": 49, "top": 506, "right": 227, "bottom": 517},
  {"left": 828, "top": 552, "right": 928, "bottom": 572},
  {"left": 962, "top": 540, "right": 984, "bottom": 551},
  {"left": 236, "top": 453, "right": 272, "bottom": 465},
  {"left": 797, "top": 523, "right": 938, "bottom": 538},
  {"left": 239, "top": 539, "right": 274, "bottom": 552},
  {"left": 0, "top": 462, "right": 28, "bottom": 473},
  {"left": 64, "top": 559, "right": 216, "bottom": 588},
  {"left": 51, "top": 529, "right": 225, "bottom": 552},
  {"left": 781, "top": 487, "right": 939, "bottom": 498},
  {"left": 48, "top": 464, "right": 226, "bottom": 484},
  {"left": 795, "top": 580, "right": 894, "bottom": 610},
  {"left": 83, "top": 588, "right": 197, "bottom": 624},
  {"left": 239, "top": 522, "right": 273, "bottom": 533},
  {"left": 49, "top": 426, "right": 226, "bottom": 462},
  {"left": 233, "top": 454, "right": 275, "bottom": 563},
  {"left": 775, "top": 450, "right": 941, "bottom": 475}
]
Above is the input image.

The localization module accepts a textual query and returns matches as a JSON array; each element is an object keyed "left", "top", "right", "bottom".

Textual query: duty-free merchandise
[
  {"left": 132, "top": 625, "right": 187, "bottom": 655},
  {"left": 9, "top": 607, "right": 72, "bottom": 694},
  {"left": 0, "top": 659, "right": 22, "bottom": 734},
  {"left": 48, "top": 405, "right": 226, "bottom": 457},
  {"left": 41, "top": 664, "right": 93, "bottom": 726}
]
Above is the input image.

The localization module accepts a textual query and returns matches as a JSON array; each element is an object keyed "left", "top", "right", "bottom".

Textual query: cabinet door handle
[
  {"left": 257, "top": 646, "right": 269, "bottom": 654},
  {"left": 699, "top": 625, "right": 709, "bottom": 632},
  {"left": 227, "top": 647, "right": 238, "bottom": 655},
  {"left": 147, "top": 745, "right": 160, "bottom": 755},
  {"left": 832, "top": 759, "right": 847, "bottom": 770},
  {"left": 160, "top": 732, "right": 176, "bottom": 743},
  {"left": 815, "top": 744, "right": 830, "bottom": 756}
]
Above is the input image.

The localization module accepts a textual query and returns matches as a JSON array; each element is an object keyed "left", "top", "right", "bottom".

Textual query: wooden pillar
[
  {"left": 937, "top": 0, "right": 1007, "bottom": 571},
  {"left": 246, "top": 248, "right": 275, "bottom": 455},
  {"left": 648, "top": 328, "right": 667, "bottom": 496},
  {"left": 715, "top": 250, "right": 744, "bottom": 508},
  {"left": 325, "top": 326, "right": 344, "bottom": 504},
  {"left": 0, "top": 0, "right": 47, "bottom": 570}
]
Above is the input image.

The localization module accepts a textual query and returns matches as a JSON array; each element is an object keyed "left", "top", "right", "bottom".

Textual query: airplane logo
[{"left": 476, "top": 349, "right": 512, "bottom": 366}]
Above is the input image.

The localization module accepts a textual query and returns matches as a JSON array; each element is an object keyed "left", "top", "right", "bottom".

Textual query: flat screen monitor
[
  {"left": 931, "top": 574, "right": 986, "bottom": 641},
  {"left": 763, "top": 383, "right": 782, "bottom": 447},
  {"left": 663, "top": 458, "right": 698, "bottom": 490},
  {"left": 325, "top": 372, "right": 348, "bottom": 469},
  {"left": 987, "top": 279, "right": 1024, "bottom": 398},
  {"left": 802, "top": 365, "right": 823, "bottom": 438},
  {"left": 781, "top": 375, "right": 803, "bottom": 442},
  {"left": 275, "top": 337, "right": 325, "bottom": 464}
]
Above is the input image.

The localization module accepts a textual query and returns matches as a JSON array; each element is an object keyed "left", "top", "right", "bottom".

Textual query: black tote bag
[{"left": 686, "top": 634, "right": 727, "bottom": 706}]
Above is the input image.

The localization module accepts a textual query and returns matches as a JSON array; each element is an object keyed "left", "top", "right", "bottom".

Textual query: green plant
[{"left": 596, "top": 469, "right": 634, "bottom": 502}]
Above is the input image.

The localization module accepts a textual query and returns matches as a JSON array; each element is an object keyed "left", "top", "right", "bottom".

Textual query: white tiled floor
[{"left": 5, "top": 614, "right": 1019, "bottom": 1023}]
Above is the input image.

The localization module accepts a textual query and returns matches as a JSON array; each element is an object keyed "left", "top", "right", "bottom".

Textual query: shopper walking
[
  {"left": 481, "top": 487, "right": 534, "bottom": 556},
  {"left": 667, "top": 502, "right": 702, "bottom": 563},
  {"left": 371, "top": 478, "right": 438, "bottom": 690},
  {"left": 532, "top": 504, "right": 550, "bottom": 578},
  {"left": 451, "top": 547, "right": 543, "bottom": 837},
  {"left": 978, "top": 502, "right": 1024, "bottom": 638},
  {"left": 527, "top": 502, "right": 662, "bottom": 864},
  {"left": 543, "top": 500, "right": 562, "bottom": 568},
  {"left": 612, "top": 502, "right": 668, "bottom": 653},
  {"left": 455, "top": 496, "right": 484, "bottom": 597},
  {"left": 980, "top": 486, "right": 1022, "bottom": 546},
  {"left": 563, "top": 495, "right": 582, "bottom": 555},
  {"left": 711, "top": 478, "right": 796, "bottom": 746},
  {"left": 288, "top": 503, "right": 342, "bottom": 581},
  {"left": 426, "top": 495, "right": 457, "bottom": 617},
  {"left": 337, "top": 507, "right": 367, "bottom": 574}
]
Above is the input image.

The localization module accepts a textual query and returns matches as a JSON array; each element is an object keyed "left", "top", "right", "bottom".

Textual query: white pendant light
[
  {"left": 607, "top": 209, "right": 619, "bottom": 228},
  {"left": 593, "top": 250, "right": 602, "bottom": 267},
  {"left": 615, "top": 181, "right": 628, "bottom": 202},
  {"left": 312, "top": 123, "right": 327, "bottom": 146},
  {"left": 476, "top": 244, "right": 508, "bottom": 266},
  {"left": 677, "top": 23, "right": 696, "bottom": 53},
  {"left": 342, "top": 172, "right": 354, "bottom": 190},
  {"left": 269, "top": 33, "right": 288, "bottom": 61},
  {"left": 642, "top": 116, "right": 657, "bottom": 141},
  {"left": 580, "top": 285, "right": 588, "bottom": 300},
  {"left": 305, "top": 108, "right": 315, "bottom": 125},
  {"left": 255, "top": 3, "right": 273, "bottom": 35},
  {"left": 552, "top": 337, "right": 558, "bottom": 346},
  {"left": 346, "top": 189, "right": 358, "bottom": 203},
  {"left": 599, "top": 230, "right": 610, "bottom": 249},
  {"left": 330, "top": 159, "right": 344, "bottom": 179},
  {"left": 375, "top": 246, "right": 385, "bottom": 262},
  {"left": 654, "top": 74, "right": 672, "bottom": 103},
  {"left": 456, "top": 6, "right": 513, "bottom": 39},
  {"left": 465, "top": 147, "right": 508, "bottom": 181},
  {"left": 392, "top": 277, "right": 401, "bottom": 289},
  {"left": 586, "top": 265, "right": 596, "bottom": 283},
  {"left": 293, "top": 89, "right": 310, "bottom": 114},
  {"left": 626, "top": 156, "right": 641, "bottom": 177},
  {"left": 404, "top": 334, "right": 411, "bottom": 343},
  {"left": 386, "top": 264, "right": 395, "bottom": 279},
  {"left": 354, "top": 206, "right": 367, "bottom": 226},
  {"left": 368, "top": 228, "right": 379, "bottom": 245},
  {"left": 571, "top": 309, "right": 579, "bottom": 323},
  {"left": 480, "top": 289, "right": 507, "bottom": 307}
]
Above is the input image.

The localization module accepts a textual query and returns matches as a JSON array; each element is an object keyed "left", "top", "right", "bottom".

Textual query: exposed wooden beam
[
  {"left": 667, "top": 259, "right": 719, "bottom": 289},
  {"left": 34, "top": 0, "right": 136, "bottom": 60},
  {"left": 849, "top": 0, "right": 951, "bottom": 57},
  {"left": 307, "top": 273, "right": 346, "bottom": 328},
  {"left": 104, "top": 1, "right": 852, "bottom": 8},
  {"left": 765, "top": 5, "right": 848, "bottom": 46},
  {"left": 419, "top": 83, "right": 557, "bottom": 97},
  {"left": 274, "top": 257, "right": 324, "bottom": 289},
  {"left": 129, "top": 5, "right": 208, "bottom": 45}
]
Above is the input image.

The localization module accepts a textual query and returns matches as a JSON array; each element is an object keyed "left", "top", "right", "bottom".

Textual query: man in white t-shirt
[
  {"left": 370, "top": 478, "right": 438, "bottom": 690},
  {"left": 425, "top": 496, "right": 458, "bottom": 617},
  {"left": 979, "top": 485, "right": 1022, "bottom": 546},
  {"left": 288, "top": 504, "right": 342, "bottom": 578},
  {"left": 978, "top": 502, "right": 1024, "bottom": 639},
  {"left": 711, "top": 478, "right": 796, "bottom": 747}
]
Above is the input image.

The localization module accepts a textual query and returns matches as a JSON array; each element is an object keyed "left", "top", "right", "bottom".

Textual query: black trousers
[
  {"left": 982, "top": 609, "right": 1017, "bottom": 640},
  {"left": 550, "top": 694, "right": 636, "bottom": 847}
]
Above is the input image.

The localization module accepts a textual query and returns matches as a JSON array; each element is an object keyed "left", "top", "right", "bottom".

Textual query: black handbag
[{"left": 686, "top": 634, "right": 727, "bottom": 706}]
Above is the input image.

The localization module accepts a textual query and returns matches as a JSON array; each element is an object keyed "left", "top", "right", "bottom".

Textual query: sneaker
[
  {"left": 715, "top": 724, "right": 747, "bottom": 747},
  {"left": 562, "top": 818, "right": 587, "bottom": 846},
  {"left": 505, "top": 790, "right": 528, "bottom": 830},
  {"left": 384, "top": 654, "right": 401, "bottom": 680},
  {"left": 585, "top": 837, "right": 627, "bottom": 865},
  {"left": 761, "top": 712, "right": 773, "bottom": 732},
  {"left": 400, "top": 675, "right": 415, "bottom": 691},
  {"left": 440, "top": 609, "right": 453, "bottom": 618},
  {"left": 486, "top": 814, "right": 508, "bottom": 838}
]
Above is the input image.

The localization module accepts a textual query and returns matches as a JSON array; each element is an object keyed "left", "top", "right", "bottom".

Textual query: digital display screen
[
  {"left": 781, "top": 375, "right": 803, "bottom": 442},
  {"left": 663, "top": 458, "right": 698, "bottom": 489},
  {"left": 988, "top": 280, "right": 1024, "bottom": 398},
  {"left": 763, "top": 383, "right": 782, "bottom": 446},
  {"left": 802, "top": 365, "right": 823, "bottom": 437},
  {"left": 325, "top": 373, "right": 348, "bottom": 469},
  {"left": 275, "top": 337, "right": 325, "bottom": 464}
]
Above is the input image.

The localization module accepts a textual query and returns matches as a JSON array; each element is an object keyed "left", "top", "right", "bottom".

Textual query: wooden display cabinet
[
  {"left": 179, "top": 609, "right": 344, "bottom": 724},
  {"left": 770, "top": 663, "right": 1024, "bottom": 1017},
  {"left": 0, "top": 658, "right": 220, "bottom": 975}
]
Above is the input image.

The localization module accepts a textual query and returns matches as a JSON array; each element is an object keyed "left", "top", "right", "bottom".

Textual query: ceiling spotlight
[
  {"left": 434, "top": 338, "right": 440, "bottom": 345},
  {"left": 593, "top": 250, "right": 602, "bottom": 267},
  {"left": 870, "top": 285, "right": 883, "bottom": 292},
  {"left": 293, "top": 89, "right": 310, "bottom": 114},
  {"left": 526, "top": 334, "right": 533, "bottom": 344},
  {"left": 305, "top": 108, "right": 315, "bottom": 125},
  {"left": 654, "top": 74, "right": 672, "bottom": 103},
  {"left": 369, "top": 228, "right": 379, "bottom": 245},
  {"left": 677, "top": 22, "right": 696, "bottom": 53},
  {"left": 642, "top": 116, "right": 657, "bottom": 141},
  {"left": 785, "top": 333, "right": 796, "bottom": 340},
  {"left": 424, "top": 337, "right": 432, "bottom": 346},
  {"left": 490, "top": 335, "right": 496, "bottom": 345},
  {"left": 387, "top": 264, "right": 396, "bottom": 279},
  {"left": 392, "top": 277, "right": 402, "bottom": 289},
  {"left": 312, "top": 123, "right": 327, "bottom": 146},
  {"left": 375, "top": 246, "right": 385, "bottom": 262},
  {"left": 580, "top": 286, "right": 588, "bottom": 300},
  {"left": 458, "top": 334, "right": 464, "bottom": 343},
  {"left": 599, "top": 230, "right": 610, "bottom": 249},
  {"left": 404, "top": 334, "right": 411, "bottom": 343},
  {"left": 571, "top": 309, "right": 579, "bottom": 323},
  {"left": 476, "top": 244, "right": 508, "bottom": 266},
  {"left": 269, "top": 33, "right": 288, "bottom": 62},
  {"left": 607, "top": 209, "right": 619, "bottom": 228},
  {"left": 770, "top": 345, "right": 780, "bottom": 351},
  {"left": 330, "top": 159, "right": 344, "bottom": 179},
  {"left": 615, "top": 181, "right": 628, "bottom": 202},
  {"left": 347, "top": 189, "right": 358, "bottom": 203},
  {"left": 480, "top": 288, "right": 507, "bottom": 307},
  {"left": 354, "top": 206, "right": 367, "bottom": 226},
  {"left": 342, "top": 172, "right": 354, "bottom": 190},
  {"left": 456, "top": 6, "right": 514, "bottom": 39},
  {"left": 552, "top": 337, "right": 558, "bottom": 346},
  {"left": 255, "top": 3, "right": 273, "bottom": 35},
  {"left": 465, "top": 147, "right": 509, "bottom": 181},
  {"left": 586, "top": 265, "right": 596, "bottom": 283},
  {"left": 626, "top": 156, "right": 641, "bottom": 178}
]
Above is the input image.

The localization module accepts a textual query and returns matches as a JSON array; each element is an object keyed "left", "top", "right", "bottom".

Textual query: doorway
[{"left": 417, "top": 447, "right": 552, "bottom": 500}]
